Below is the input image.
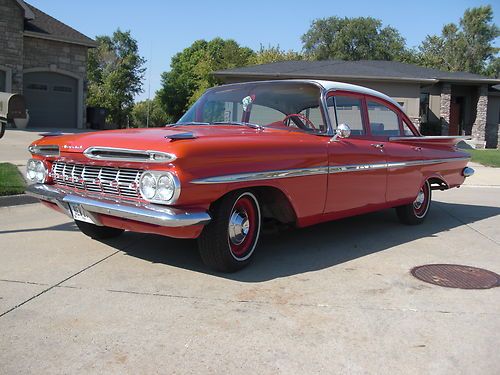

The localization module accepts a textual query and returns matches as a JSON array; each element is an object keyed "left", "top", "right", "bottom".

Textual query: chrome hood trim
[
  {"left": 83, "top": 147, "right": 176, "bottom": 163},
  {"left": 28, "top": 144, "right": 60, "bottom": 157}
]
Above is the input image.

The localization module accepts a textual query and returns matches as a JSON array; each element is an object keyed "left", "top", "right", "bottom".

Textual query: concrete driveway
[{"left": 0, "top": 130, "right": 499, "bottom": 374}]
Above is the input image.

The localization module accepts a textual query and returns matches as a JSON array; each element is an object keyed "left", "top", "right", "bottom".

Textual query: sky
[{"left": 28, "top": 0, "right": 499, "bottom": 101}]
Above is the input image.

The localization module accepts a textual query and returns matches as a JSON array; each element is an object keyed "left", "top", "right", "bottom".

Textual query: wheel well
[
  {"left": 428, "top": 176, "right": 449, "bottom": 191},
  {"left": 215, "top": 186, "right": 297, "bottom": 224}
]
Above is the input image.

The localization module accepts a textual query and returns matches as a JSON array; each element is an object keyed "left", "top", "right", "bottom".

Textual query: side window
[
  {"left": 367, "top": 101, "right": 400, "bottom": 136},
  {"left": 331, "top": 96, "right": 365, "bottom": 135},
  {"left": 249, "top": 104, "right": 283, "bottom": 125},
  {"left": 299, "top": 106, "right": 326, "bottom": 132},
  {"left": 402, "top": 119, "right": 416, "bottom": 136},
  {"left": 202, "top": 101, "right": 243, "bottom": 123}
]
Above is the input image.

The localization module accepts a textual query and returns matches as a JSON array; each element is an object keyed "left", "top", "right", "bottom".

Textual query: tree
[
  {"left": 417, "top": 6, "right": 499, "bottom": 74},
  {"left": 131, "top": 98, "right": 173, "bottom": 128},
  {"left": 87, "top": 29, "right": 146, "bottom": 127},
  {"left": 301, "top": 16, "right": 407, "bottom": 61},
  {"left": 249, "top": 44, "right": 303, "bottom": 65},
  {"left": 157, "top": 38, "right": 254, "bottom": 121}
]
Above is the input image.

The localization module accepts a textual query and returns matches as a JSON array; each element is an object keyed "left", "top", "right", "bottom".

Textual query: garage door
[{"left": 23, "top": 72, "right": 77, "bottom": 128}]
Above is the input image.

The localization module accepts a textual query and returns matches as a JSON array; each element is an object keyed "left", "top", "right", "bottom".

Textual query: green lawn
[
  {"left": 466, "top": 149, "right": 500, "bottom": 168},
  {"left": 0, "top": 163, "right": 26, "bottom": 196}
]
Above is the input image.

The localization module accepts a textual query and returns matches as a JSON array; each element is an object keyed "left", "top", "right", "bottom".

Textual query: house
[
  {"left": 0, "top": 0, "right": 96, "bottom": 128},
  {"left": 215, "top": 60, "right": 500, "bottom": 148}
]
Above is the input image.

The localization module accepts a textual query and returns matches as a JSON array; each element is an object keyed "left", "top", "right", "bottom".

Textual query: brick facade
[
  {"left": 439, "top": 83, "right": 451, "bottom": 136},
  {"left": 0, "top": 0, "right": 24, "bottom": 93},
  {"left": 471, "top": 85, "right": 488, "bottom": 149}
]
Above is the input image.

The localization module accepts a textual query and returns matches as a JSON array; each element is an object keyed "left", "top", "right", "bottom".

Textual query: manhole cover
[{"left": 411, "top": 264, "right": 500, "bottom": 289}]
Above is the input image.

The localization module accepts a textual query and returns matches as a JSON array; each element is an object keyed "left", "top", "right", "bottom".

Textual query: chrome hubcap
[
  {"left": 228, "top": 209, "right": 250, "bottom": 245},
  {"left": 413, "top": 189, "right": 425, "bottom": 210}
]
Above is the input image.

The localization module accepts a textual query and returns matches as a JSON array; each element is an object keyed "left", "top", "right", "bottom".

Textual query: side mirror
[{"left": 331, "top": 123, "right": 351, "bottom": 141}]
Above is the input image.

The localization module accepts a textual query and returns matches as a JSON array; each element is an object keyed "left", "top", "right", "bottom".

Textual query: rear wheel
[
  {"left": 396, "top": 180, "right": 431, "bottom": 225},
  {"left": 75, "top": 220, "right": 124, "bottom": 239},
  {"left": 198, "top": 191, "right": 261, "bottom": 272}
]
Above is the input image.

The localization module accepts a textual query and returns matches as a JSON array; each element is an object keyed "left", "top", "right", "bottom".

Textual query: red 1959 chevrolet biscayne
[{"left": 26, "top": 80, "right": 474, "bottom": 272}]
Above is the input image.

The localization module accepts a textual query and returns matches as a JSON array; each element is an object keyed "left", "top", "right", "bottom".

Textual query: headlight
[
  {"left": 139, "top": 172, "right": 157, "bottom": 200},
  {"left": 156, "top": 174, "right": 175, "bottom": 201},
  {"left": 26, "top": 159, "right": 48, "bottom": 183},
  {"left": 139, "top": 171, "right": 179, "bottom": 204}
]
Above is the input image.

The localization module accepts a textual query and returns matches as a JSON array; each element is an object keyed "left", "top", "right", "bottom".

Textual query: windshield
[{"left": 177, "top": 81, "right": 327, "bottom": 133}]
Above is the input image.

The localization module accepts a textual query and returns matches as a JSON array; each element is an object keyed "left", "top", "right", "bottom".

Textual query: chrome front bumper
[{"left": 26, "top": 184, "right": 211, "bottom": 227}]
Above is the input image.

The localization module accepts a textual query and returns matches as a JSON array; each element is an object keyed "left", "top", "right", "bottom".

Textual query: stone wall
[
  {"left": 0, "top": 0, "right": 24, "bottom": 93},
  {"left": 439, "top": 83, "right": 451, "bottom": 136},
  {"left": 23, "top": 37, "right": 87, "bottom": 76},
  {"left": 471, "top": 85, "right": 488, "bottom": 148}
]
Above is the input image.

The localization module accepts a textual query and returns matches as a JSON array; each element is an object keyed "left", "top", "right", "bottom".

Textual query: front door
[
  {"left": 449, "top": 100, "right": 461, "bottom": 135},
  {"left": 324, "top": 93, "right": 387, "bottom": 217}
]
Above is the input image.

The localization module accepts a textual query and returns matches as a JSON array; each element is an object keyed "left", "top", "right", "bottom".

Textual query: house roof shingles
[
  {"left": 215, "top": 60, "right": 500, "bottom": 84},
  {"left": 23, "top": 2, "right": 96, "bottom": 47}
]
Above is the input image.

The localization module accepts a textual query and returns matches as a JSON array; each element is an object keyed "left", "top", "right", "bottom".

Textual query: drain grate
[{"left": 411, "top": 264, "right": 500, "bottom": 289}]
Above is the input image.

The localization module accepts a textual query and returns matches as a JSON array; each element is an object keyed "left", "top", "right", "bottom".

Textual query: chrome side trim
[
  {"left": 25, "top": 184, "right": 210, "bottom": 227},
  {"left": 83, "top": 147, "right": 176, "bottom": 163},
  {"left": 389, "top": 136, "right": 471, "bottom": 141},
  {"left": 386, "top": 157, "right": 471, "bottom": 169},
  {"left": 329, "top": 162, "right": 387, "bottom": 174},
  {"left": 192, "top": 157, "right": 470, "bottom": 184},
  {"left": 191, "top": 167, "right": 329, "bottom": 184}
]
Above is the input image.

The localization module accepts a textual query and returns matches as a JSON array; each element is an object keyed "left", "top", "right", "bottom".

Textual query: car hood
[{"left": 33, "top": 125, "right": 285, "bottom": 152}]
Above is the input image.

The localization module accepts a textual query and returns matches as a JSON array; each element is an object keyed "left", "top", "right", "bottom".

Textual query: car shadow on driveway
[{"left": 101, "top": 201, "right": 500, "bottom": 282}]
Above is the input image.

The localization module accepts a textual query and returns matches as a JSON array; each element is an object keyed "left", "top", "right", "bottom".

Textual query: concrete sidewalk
[{"left": 0, "top": 182, "right": 499, "bottom": 374}]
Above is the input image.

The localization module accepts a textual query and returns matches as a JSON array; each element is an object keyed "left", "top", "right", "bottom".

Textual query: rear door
[
  {"left": 325, "top": 92, "right": 387, "bottom": 216},
  {"left": 365, "top": 98, "right": 423, "bottom": 205}
]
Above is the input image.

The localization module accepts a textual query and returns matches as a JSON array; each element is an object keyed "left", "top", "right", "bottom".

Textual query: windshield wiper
[
  {"left": 211, "top": 121, "right": 264, "bottom": 130},
  {"left": 174, "top": 121, "right": 211, "bottom": 126}
]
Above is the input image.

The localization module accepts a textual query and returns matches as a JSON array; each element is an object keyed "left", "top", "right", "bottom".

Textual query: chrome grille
[{"left": 52, "top": 161, "right": 142, "bottom": 199}]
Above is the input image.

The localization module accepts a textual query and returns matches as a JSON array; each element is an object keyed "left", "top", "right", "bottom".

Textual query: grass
[
  {"left": 466, "top": 149, "right": 500, "bottom": 168},
  {"left": 0, "top": 163, "right": 26, "bottom": 196}
]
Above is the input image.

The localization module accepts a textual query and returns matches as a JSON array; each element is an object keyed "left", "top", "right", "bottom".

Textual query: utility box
[{"left": 87, "top": 107, "right": 108, "bottom": 129}]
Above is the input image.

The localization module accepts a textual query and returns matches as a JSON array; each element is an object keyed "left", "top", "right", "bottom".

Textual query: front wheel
[
  {"left": 396, "top": 180, "right": 431, "bottom": 225},
  {"left": 198, "top": 191, "right": 261, "bottom": 272},
  {"left": 75, "top": 220, "right": 124, "bottom": 239}
]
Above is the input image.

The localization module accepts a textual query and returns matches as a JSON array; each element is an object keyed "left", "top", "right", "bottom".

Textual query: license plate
[{"left": 69, "top": 203, "right": 94, "bottom": 224}]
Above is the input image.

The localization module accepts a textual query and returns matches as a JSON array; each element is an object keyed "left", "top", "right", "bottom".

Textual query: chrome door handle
[
  {"left": 371, "top": 143, "right": 384, "bottom": 149},
  {"left": 413, "top": 147, "right": 422, "bottom": 151}
]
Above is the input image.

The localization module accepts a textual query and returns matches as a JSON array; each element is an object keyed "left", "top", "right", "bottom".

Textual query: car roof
[
  {"left": 310, "top": 80, "right": 401, "bottom": 109},
  {"left": 217, "top": 79, "right": 402, "bottom": 110}
]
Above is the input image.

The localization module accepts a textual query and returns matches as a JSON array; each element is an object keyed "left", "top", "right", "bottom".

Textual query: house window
[
  {"left": 26, "top": 83, "right": 48, "bottom": 91},
  {"left": 0, "top": 70, "right": 6, "bottom": 92},
  {"left": 53, "top": 85, "right": 73, "bottom": 93}
]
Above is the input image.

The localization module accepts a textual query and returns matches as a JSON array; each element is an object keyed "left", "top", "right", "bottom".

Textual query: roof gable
[{"left": 22, "top": 1, "right": 96, "bottom": 47}]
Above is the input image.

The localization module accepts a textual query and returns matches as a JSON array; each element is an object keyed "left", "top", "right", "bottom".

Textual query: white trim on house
[
  {"left": 0, "top": 65, "right": 13, "bottom": 92},
  {"left": 23, "top": 67, "right": 84, "bottom": 129},
  {"left": 24, "top": 31, "right": 97, "bottom": 48}
]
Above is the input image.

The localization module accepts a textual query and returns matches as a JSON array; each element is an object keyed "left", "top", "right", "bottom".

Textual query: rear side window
[
  {"left": 331, "top": 96, "right": 365, "bottom": 135},
  {"left": 367, "top": 101, "right": 400, "bottom": 136}
]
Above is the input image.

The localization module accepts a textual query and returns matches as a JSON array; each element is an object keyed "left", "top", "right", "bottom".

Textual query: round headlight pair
[
  {"left": 139, "top": 172, "right": 178, "bottom": 203},
  {"left": 26, "top": 159, "right": 48, "bottom": 183}
]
